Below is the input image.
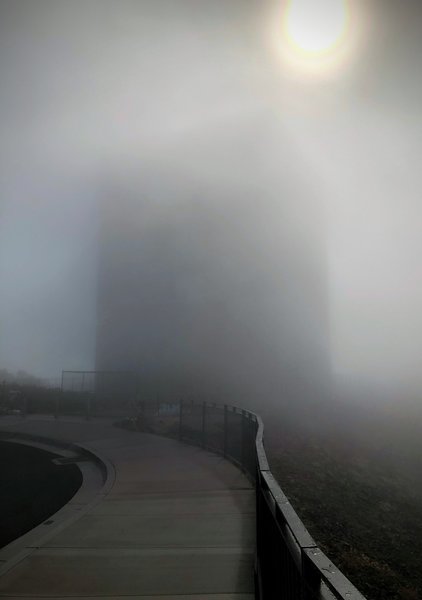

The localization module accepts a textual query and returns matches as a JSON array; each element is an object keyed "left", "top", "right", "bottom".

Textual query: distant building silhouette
[{"left": 96, "top": 123, "right": 330, "bottom": 412}]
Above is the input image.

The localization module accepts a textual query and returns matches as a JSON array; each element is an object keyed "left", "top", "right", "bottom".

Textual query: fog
[{"left": 1, "top": 0, "right": 422, "bottom": 412}]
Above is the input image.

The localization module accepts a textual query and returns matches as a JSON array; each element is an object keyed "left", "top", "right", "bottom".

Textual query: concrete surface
[{"left": 0, "top": 416, "right": 255, "bottom": 599}]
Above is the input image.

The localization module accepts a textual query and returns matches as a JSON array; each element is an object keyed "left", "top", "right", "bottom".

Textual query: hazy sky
[{"left": 1, "top": 0, "right": 422, "bottom": 400}]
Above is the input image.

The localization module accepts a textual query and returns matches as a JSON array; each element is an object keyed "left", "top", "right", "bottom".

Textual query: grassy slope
[{"left": 264, "top": 409, "right": 422, "bottom": 600}]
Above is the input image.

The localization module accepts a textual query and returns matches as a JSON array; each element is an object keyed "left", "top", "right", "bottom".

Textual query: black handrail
[
  {"left": 173, "top": 400, "right": 367, "bottom": 600},
  {"left": 26, "top": 388, "right": 368, "bottom": 600}
]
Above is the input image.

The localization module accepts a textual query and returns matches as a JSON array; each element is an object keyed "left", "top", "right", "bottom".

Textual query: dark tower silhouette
[{"left": 96, "top": 119, "right": 330, "bottom": 412}]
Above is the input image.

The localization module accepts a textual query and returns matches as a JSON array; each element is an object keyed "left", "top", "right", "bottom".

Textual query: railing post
[
  {"left": 179, "top": 398, "right": 183, "bottom": 441},
  {"left": 241, "top": 409, "right": 246, "bottom": 471},
  {"left": 201, "top": 401, "right": 207, "bottom": 448},
  {"left": 301, "top": 550, "right": 322, "bottom": 600},
  {"left": 223, "top": 404, "right": 228, "bottom": 457},
  {"left": 255, "top": 467, "right": 264, "bottom": 600}
]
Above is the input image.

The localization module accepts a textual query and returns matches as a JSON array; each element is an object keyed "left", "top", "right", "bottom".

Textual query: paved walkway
[{"left": 0, "top": 417, "right": 255, "bottom": 599}]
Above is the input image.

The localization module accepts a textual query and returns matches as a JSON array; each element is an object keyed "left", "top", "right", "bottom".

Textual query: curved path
[{"left": 0, "top": 416, "right": 255, "bottom": 599}]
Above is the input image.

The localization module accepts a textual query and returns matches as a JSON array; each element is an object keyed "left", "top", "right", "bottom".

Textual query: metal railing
[
  {"left": 136, "top": 399, "right": 367, "bottom": 600},
  {"left": 14, "top": 384, "right": 367, "bottom": 600}
]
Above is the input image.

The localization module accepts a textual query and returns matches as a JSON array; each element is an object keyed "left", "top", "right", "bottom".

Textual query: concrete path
[{"left": 0, "top": 417, "right": 255, "bottom": 599}]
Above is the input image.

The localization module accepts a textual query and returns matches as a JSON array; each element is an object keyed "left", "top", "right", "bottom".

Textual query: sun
[
  {"left": 285, "top": 0, "right": 349, "bottom": 55},
  {"left": 278, "top": 0, "right": 353, "bottom": 75}
]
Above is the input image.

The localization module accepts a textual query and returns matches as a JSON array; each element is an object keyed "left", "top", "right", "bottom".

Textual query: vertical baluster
[
  {"left": 301, "top": 551, "right": 322, "bottom": 600},
  {"left": 241, "top": 409, "right": 246, "bottom": 471},
  {"left": 202, "top": 402, "right": 207, "bottom": 448},
  {"left": 223, "top": 404, "right": 228, "bottom": 457},
  {"left": 179, "top": 398, "right": 183, "bottom": 441}
]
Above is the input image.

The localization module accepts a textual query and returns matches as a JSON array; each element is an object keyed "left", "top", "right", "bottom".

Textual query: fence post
[
  {"left": 241, "top": 409, "right": 246, "bottom": 471},
  {"left": 301, "top": 550, "right": 322, "bottom": 600},
  {"left": 255, "top": 470, "right": 264, "bottom": 600},
  {"left": 201, "top": 402, "right": 207, "bottom": 448},
  {"left": 223, "top": 404, "right": 228, "bottom": 458},
  {"left": 179, "top": 398, "right": 183, "bottom": 441}
]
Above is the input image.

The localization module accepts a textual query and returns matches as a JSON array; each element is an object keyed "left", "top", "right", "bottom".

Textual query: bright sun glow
[
  {"left": 285, "top": 0, "right": 349, "bottom": 55},
  {"left": 278, "top": 0, "right": 353, "bottom": 75}
]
